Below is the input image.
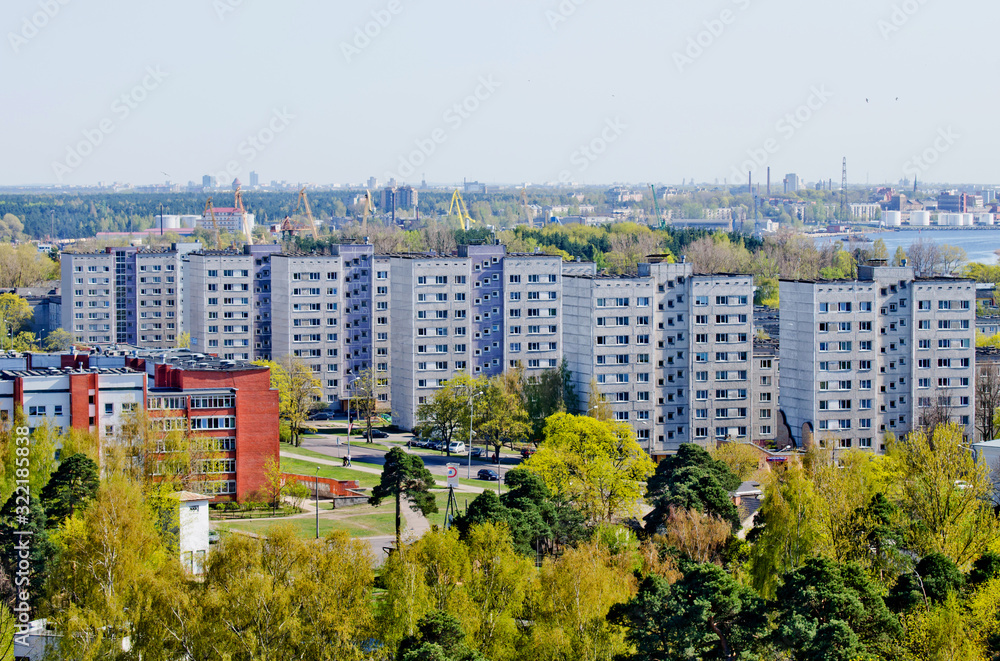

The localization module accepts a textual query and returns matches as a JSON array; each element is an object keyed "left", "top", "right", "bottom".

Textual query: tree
[
  {"left": 475, "top": 373, "right": 530, "bottom": 457},
  {"left": 585, "top": 376, "right": 613, "bottom": 422},
  {"left": 524, "top": 413, "right": 654, "bottom": 523},
  {"left": 661, "top": 507, "right": 733, "bottom": 564},
  {"left": 350, "top": 366, "right": 385, "bottom": 444},
  {"left": 526, "top": 539, "right": 636, "bottom": 661},
  {"left": 747, "top": 458, "right": 824, "bottom": 597},
  {"left": 369, "top": 447, "right": 439, "bottom": 552},
  {"left": 254, "top": 356, "right": 321, "bottom": 447},
  {"left": 262, "top": 456, "right": 286, "bottom": 514},
  {"left": 891, "top": 245, "right": 908, "bottom": 267},
  {"left": 645, "top": 443, "right": 741, "bottom": 533},
  {"left": 174, "top": 331, "right": 191, "bottom": 349},
  {"left": 416, "top": 373, "right": 484, "bottom": 456},
  {"left": 43, "top": 327, "right": 74, "bottom": 351},
  {"left": 771, "top": 557, "right": 901, "bottom": 660},
  {"left": 39, "top": 453, "right": 99, "bottom": 527},
  {"left": 975, "top": 360, "right": 1000, "bottom": 442},
  {"left": 709, "top": 442, "right": 762, "bottom": 481},
  {"left": 938, "top": 244, "right": 967, "bottom": 274},
  {"left": 888, "top": 423, "right": 1000, "bottom": 566},
  {"left": 609, "top": 563, "right": 767, "bottom": 661},
  {"left": 0, "top": 492, "right": 54, "bottom": 609},
  {"left": 0, "top": 293, "right": 32, "bottom": 350},
  {"left": 397, "top": 610, "right": 485, "bottom": 661},
  {"left": 521, "top": 359, "right": 577, "bottom": 442}
]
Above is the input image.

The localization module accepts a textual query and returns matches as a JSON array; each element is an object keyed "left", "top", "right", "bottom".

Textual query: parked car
[
  {"left": 477, "top": 469, "right": 499, "bottom": 481},
  {"left": 309, "top": 411, "right": 334, "bottom": 421},
  {"left": 448, "top": 441, "right": 466, "bottom": 454},
  {"left": 471, "top": 447, "right": 485, "bottom": 458},
  {"left": 369, "top": 429, "right": 389, "bottom": 439},
  {"left": 521, "top": 448, "right": 536, "bottom": 459}
]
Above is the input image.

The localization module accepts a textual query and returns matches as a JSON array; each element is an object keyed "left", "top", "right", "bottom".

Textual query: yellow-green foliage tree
[
  {"left": 524, "top": 413, "right": 654, "bottom": 523},
  {"left": 254, "top": 356, "right": 321, "bottom": 446},
  {"left": 523, "top": 538, "right": 638, "bottom": 661},
  {"left": 888, "top": 423, "right": 1000, "bottom": 567}
]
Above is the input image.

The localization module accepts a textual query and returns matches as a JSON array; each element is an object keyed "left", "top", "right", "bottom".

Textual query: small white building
[{"left": 171, "top": 491, "right": 211, "bottom": 574}]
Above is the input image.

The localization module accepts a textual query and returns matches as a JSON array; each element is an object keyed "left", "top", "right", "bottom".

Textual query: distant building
[
  {"left": 850, "top": 203, "right": 881, "bottom": 221},
  {"left": 199, "top": 207, "right": 256, "bottom": 235},
  {"left": 202, "top": 175, "right": 217, "bottom": 189},
  {"left": 396, "top": 185, "right": 418, "bottom": 209},
  {"left": 938, "top": 191, "right": 969, "bottom": 213},
  {"left": 464, "top": 180, "right": 487, "bottom": 194},
  {"left": 784, "top": 173, "right": 800, "bottom": 193},
  {"left": 367, "top": 176, "right": 379, "bottom": 190},
  {"left": 249, "top": 171, "right": 259, "bottom": 188}
]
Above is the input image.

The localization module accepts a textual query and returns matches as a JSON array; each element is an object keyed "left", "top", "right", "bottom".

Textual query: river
[{"left": 814, "top": 228, "right": 1000, "bottom": 265}]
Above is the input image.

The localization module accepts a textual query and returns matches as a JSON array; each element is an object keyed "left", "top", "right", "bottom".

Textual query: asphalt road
[{"left": 299, "top": 422, "right": 523, "bottom": 484}]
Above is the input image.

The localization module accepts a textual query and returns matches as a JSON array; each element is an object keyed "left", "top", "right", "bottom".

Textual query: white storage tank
[
  {"left": 963, "top": 213, "right": 975, "bottom": 226},
  {"left": 910, "top": 210, "right": 931, "bottom": 226},
  {"left": 180, "top": 215, "right": 200, "bottom": 228},
  {"left": 883, "top": 211, "right": 902, "bottom": 227},
  {"left": 979, "top": 213, "right": 995, "bottom": 225},
  {"left": 155, "top": 214, "right": 180, "bottom": 230},
  {"left": 939, "top": 213, "right": 962, "bottom": 226}
]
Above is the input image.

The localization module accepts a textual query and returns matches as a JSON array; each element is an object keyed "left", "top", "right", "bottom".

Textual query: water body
[{"left": 815, "top": 229, "right": 1000, "bottom": 265}]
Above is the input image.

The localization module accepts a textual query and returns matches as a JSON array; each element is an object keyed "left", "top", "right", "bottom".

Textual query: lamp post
[
  {"left": 346, "top": 381, "right": 352, "bottom": 466},
  {"left": 314, "top": 466, "right": 320, "bottom": 539},
  {"left": 467, "top": 391, "right": 482, "bottom": 479}
]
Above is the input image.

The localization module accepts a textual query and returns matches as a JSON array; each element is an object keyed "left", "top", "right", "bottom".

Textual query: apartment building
[
  {"left": 0, "top": 365, "right": 145, "bottom": 440},
  {"left": 61, "top": 244, "right": 201, "bottom": 349},
  {"left": 390, "top": 245, "right": 564, "bottom": 430},
  {"left": 563, "top": 260, "right": 754, "bottom": 458},
  {"left": 147, "top": 357, "right": 279, "bottom": 501},
  {"left": 779, "top": 263, "right": 975, "bottom": 454},
  {"left": 185, "top": 250, "right": 255, "bottom": 361},
  {"left": 752, "top": 339, "right": 780, "bottom": 445}
]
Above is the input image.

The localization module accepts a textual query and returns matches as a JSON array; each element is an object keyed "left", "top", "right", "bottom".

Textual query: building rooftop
[
  {"left": 169, "top": 491, "right": 211, "bottom": 502},
  {"left": 0, "top": 367, "right": 139, "bottom": 379}
]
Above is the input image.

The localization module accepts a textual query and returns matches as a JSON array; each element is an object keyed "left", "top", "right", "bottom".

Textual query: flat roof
[{"left": 0, "top": 367, "right": 140, "bottom": 379}]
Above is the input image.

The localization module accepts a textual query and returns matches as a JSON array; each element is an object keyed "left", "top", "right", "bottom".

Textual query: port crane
[
  {"left": 234, "top": 185, "right": 253, "bottom": 246},
  {"left": 293, "top": 187, "right": 319, "bottom": 239},
  {"left": 203, "top": 198, "right": 221, "bottom": 248},
  {"left": 448, "top": 189, "right": 474, "bottom": 231}
]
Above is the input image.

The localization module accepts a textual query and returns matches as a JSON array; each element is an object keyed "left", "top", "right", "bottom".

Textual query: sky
[{"left": 2, "top": 0, "right": 996, "bottom": 188}]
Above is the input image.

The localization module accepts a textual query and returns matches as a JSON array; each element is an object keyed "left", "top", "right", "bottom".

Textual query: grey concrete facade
[{"left": 779, "top": 265, "right": 976, "bottom": 454}]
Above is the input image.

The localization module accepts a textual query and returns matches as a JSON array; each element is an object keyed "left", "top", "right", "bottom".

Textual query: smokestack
[
  {"left": 767, "top": 167, "right": 770, "bottom": 196},
  {"left": 748, "top": 171, "right": 752, "bottom": 195}
]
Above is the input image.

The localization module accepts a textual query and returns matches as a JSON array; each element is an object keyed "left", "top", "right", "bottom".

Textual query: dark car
[
  {"left": 309, "top": 411, "right": 334, "bottom": 421},
  {"left": 471, "top": 447, "right": 485, "bottom": 458},
  {"left": 521, "top": 448, "right": 536, "bottom": 459},
  {"left": 369, "top": 429, "right": 389, "bottom": 439},
  {"left": 477, "top": 469, "right": 499, "bottom": 481}
]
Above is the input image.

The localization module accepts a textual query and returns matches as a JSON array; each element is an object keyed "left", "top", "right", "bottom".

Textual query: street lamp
[
  {"left": 467, "top": 390, "right": 483, "bottom": 479},
  {"left": 314, "top": 466, "right": 320, "bottom": 539},
  {"left": 345, "top": 380, "right": 353, "bottom": 466}
]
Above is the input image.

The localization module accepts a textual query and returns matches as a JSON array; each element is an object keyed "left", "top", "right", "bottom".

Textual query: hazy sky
[{"left": 3, "top": 0, "right": 996, "bottom": 188}]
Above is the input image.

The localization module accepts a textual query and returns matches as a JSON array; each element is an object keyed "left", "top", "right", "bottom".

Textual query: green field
[
  {"left": 280, "top": 456, "right": 381, "bottom": 490},
  {"left": 217, "top": 505, "right": 397, "bottom": 539}
]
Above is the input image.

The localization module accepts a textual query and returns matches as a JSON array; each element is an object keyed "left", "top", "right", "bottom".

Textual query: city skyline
[{"left": 4, "top": 0, "right": 997, "bottom": 187}]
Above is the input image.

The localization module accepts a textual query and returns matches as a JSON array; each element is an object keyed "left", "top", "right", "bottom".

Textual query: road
[{"left": 299, "top": 421, "right": 524, "bottom": 485}]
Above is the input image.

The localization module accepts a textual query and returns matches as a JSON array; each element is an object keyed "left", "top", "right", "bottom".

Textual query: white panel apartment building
[
  {"left": 185, "top": 250, "right": 255, "bottom": 361},
  {"left": 780, "top": 263, "right": 975, "bottom": 453},
  {"left": 563, "top": 260, "right": 755, "bottom": 457}
]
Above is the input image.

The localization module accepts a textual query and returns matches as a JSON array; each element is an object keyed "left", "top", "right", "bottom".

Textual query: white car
[{"left": 448, "top": 441, "right": 466, "bottom": 454}]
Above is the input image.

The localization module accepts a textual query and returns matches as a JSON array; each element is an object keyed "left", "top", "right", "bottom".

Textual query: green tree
[
  {"left": 0, "top": 293, "right": 32, "bottom": 350},
  {"left": 0, "top": 492, "right": 54, "bottom": 608},
  {"left": 254, "top": 356, "right": 321, "bottom": 446},
  {"left": 174, "top": 331, "right": 191, "bottom": 349},
  {"left": 350, "top": 366, "right": 386, "bottom": 444},
  {"left": 369, "top": 447, "right": 439, "bottom": 552},
  {"left": 891, "top": 245, "right": 908, "bottom": 267},
  {"left": 39, "top": 453, "right": 99, "bottom": 527},
  {"left": 475, "top": 372, "right": 530, "bottom": 457},
  {"left": 397, "top": 610, "right": 485, "bottom": 661},
  {"left": 771, "top": 557, "right": 901, "bottom": 660},
  {"left": 645, "top": 443, "right": 741, "bottom": 533},
  {"left": 609, "top": 563, "right": 767, "bottom": 661},
  {"left": 888, "top": 423, "right": 1000, "bottom": 566},
  {"left": 524, "top": 413, "right": 654, "bottom": 523},
  {"left": 416, "top": 373, "right": 484, "bottom": 455},
  {"left": 43, "top": 327, "right": 74, "bottom": 351},
  {"left": 886, "top": 552, "right": 965, "bottom": 612},
  {"left": 521, "top": 359, "right": 577, "bottom": 442}
]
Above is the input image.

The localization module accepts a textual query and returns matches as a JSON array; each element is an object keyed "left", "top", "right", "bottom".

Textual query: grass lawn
[
  {"left": 280, "top": 456, "right": 381, "bottom": 490},
  {"left": 216, "top": 505, "right": 398, "bottom": 539}
]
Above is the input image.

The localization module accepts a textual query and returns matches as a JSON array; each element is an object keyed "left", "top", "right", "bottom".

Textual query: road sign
[{"left": 446, "top": 464, "right": 459, "bottom": 488}]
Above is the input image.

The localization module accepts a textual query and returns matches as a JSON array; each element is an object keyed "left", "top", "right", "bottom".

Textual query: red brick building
[{"left": 146, "top": 359, "right": 279, "bottom": 501}]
